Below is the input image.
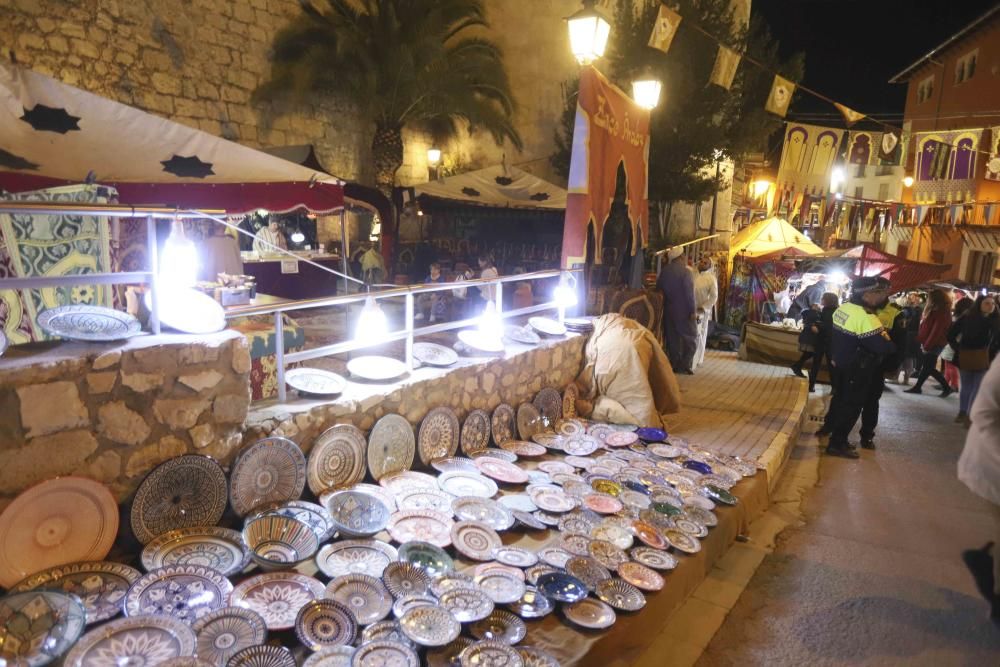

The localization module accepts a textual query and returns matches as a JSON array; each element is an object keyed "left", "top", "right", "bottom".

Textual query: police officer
[
  {"left": 826, "top": 277, "right": 897, "bottom": 458},
  {"left": 859, "top": 279, "right": 906, "bottom": 449}
]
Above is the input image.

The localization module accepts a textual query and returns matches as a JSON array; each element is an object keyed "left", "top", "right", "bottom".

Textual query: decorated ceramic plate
[
  {"left": 394, "top": 487, "right": 454, "bottom": 514},
  {"left": 438, "top": 471, "right": 498, "bottom": 499},
  {"left": 229, "top": 437, "right": 306, "bottom": 518},
  {"left": 498, "top": 494, "right": 537, "bottom": 513},
  {"left": 592, "top": 524, "right": 633, "bottom": 550},
  {"left": 431, "top": 457, "right": 479, "bottom": 474},
  {"left": 586, "top": 424, "right": 616, "bottom": 443},
  {"left": 131, "top": 455, "right": 228, "bottom": 545},
  {"left": 10, "top": 560, "right": 140, "bottom": 626},
  {"left": 379, "top": 470, "right": 438, "bottom": 494},
  {"left": 684, "top": 506, "right": 718, "bottom": 528},
  {"left": 631, "top": 546, "right": 678, "bottom": 571},
  {"left": 474, "top": 571, "right": 526, "bottom": 605},
  {"left": 145, "top": 287, "right": 225, "bottom": 334},
  {"left": 564, "top": 598, "right": 616, "bottom": 630},
  {"left": 347, "top": 355, "right": 409, "bottom": 382},
  {"left": 316, "top": 539, "right": 397, "bottom": 579},
  {"left": 451, "top": 497, "right": 513, "bottom": 531},
  {"left": 450, "top": 521, "right": 502, "bottom": 561},
  {"left": 295, "top": 599, "right": 358, "bottom": 650},
  {"left": 605, "top": 431, "right": 640, "bottom": 448},
  {"left": 64, "top": 614, "right": 196, "bottom": 667},
  {"left": 141, "top": 527, "right": 250, "bottom": 577},
  {"left": 258, "top": 500, "right": 335, "bottom": 542},
  {"left": 230, "top": 572, "right": 325, "bottom": 631},
  {"left": 507, "top": 586, "right": 553, "bottom": 619},
  {"left": 458, "top": 410, "right": 491, "bottom": 456},
  {"left": 191, "top": 606, "right": 267, "bottom": 665},
  {"left": 528, "top": 316, "right": 566, "bottom": 337},
  {"left": 470, "top": 609, "right": 527, "bottom": 644},
  {"left": 675, "top": 517, "right": 709, "bottom": 538},
  {"left": 533, "top": 388, "right": 563, "bottom": 424},
  {"left": 635, "top": 427, "right": 667, "bottom": 443},
  {"left": 38, "top": 304, "right": 142, "bottom": 341},
  {"left": 528, "top": 487, "right": 577, "bottom": 513},
  {"left": 516, "top": 403, "right": 544, "bottom": 440},
  {"left": 499, "top": 440, "right": 547, "bottom": 457},
  {"left": 367, "top": 414, "right": 416, "bottom": 481},
  {"left": 304, "top": 646, "right": 356, "bottom": 667},
  {"left": 124, "top": 564, "right": 233, "bottom": 624},
  {"left": 286, "top": 367, "right": 346, "bottom": 396},
  {"left": 398, "top": 541, "right": 454, "bottom": 577},
  {"left": 429, "top": 572, "right": 475, "bottom": 598},
  {"left": 325, "top": 574, "right": 392, "bottom": 625},
  {"left": 518, "top": 646, "right": 561, "bottom": 667},
  {"left": 665, "top": 529, "right": 702, "bottom": 554},
  {"left": 457, "top": 330, "right": 505, "bottom": 354},
  {"left": 352, "top": 640, "right": 420, "bottom": 667},
  {"left": 387, "top": 510, "right": 454, "bottom": 547},
  {"left": 504, "top": 324, "right": 541, "bottom": 345},
  {"left": 226, "top": 645, "right": 296, "bottom": 667},
  {"left": 557, "top": 418, "right": 586, "bottom": 437},
  {"left": 535, "top": 572, "right": 587, "bottom": 603},
  {"left": 361, "top": 620, "right": 415, "bottom": 647},
  {"left": 618, "top": 561, "right": 665, "bottom": 591},
  {"left": 325, "top": 490, "right": 391, "bottom": 538},
  {"left": 413, "top": 342, "right": 459, "bottom": 367},
  {"left": 0, "top": 590, "right": 87, "bottom": 665},
  {"left": 474, "top": 562, "right": 525, "bottom": 582},
  {"left": 474, "top": 457, "right": 529, "bottom": 484},
  {"left": 399, "top": 606, "right": 461, "bottom": 647},
  {"left": 565, "top": 556, "right": 611, "bottom": 591},
  {"left": 382, "top": 562, "right": 431, "bottom": 599},
  {"left": 438, "top": 587, "right": 494, "bottom": 623},
  {"left": 418, "top": 407, "right": 461, "bottom": 465},
  {"left": 473, "top": 448, "right": 518, "bottom": 463},
  {"left": 596, "top": 578, "right": 646, "bottom": 611},
  {"left": 491, "top": 404, "right": 516, "bottom": 445},
  {"left": 308, "top": 424, "right": 368, "bottom": 495},
  {"left": 512, "top": 510, "right": 546, "bottom": 531},
  {"left": 0, "top": 476, "right": 119, "bottom": 589},
  {"left": 588, "top": 540, "right": 629, "bottom": 571},
  {"left": 562, "top": 434, "right": 601, "bottom": 456},
  {"left": 326, "top": 483, "right": 396, "bottom": 513},
  {"left": 562, "top": 384, "right": 579, "bottom": 418}
]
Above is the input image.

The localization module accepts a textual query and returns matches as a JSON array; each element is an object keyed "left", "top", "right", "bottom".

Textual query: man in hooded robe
[
  {"left": 657, "top": 247, "right": 697, "bottom": 374},
  {"left": 693, "top": 256, "right": 719, "bottom": 368}
]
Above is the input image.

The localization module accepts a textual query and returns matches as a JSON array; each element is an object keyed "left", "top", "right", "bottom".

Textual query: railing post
[
  {"left": 275, "top": 311, "right": 286, "bottom": 403},
  {"left": 339, "top": 208, "right": 350, "bottom": 294},
  {"left": 495, "top": 280, "right": 503, "bottom": 316},
  {"left": 145, "top": 215, "right": 161, "bottom": 335},
  {"left": 404, "top": 292, "right": 414, "bottom": 372}
]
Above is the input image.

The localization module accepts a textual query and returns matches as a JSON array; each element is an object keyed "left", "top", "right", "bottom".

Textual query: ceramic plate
[
  {"left": 618, "top": 561, "right": 665, "bottom": 591},
  {"left": 504, "top": 324, "right": 541, "bottom": 345},
  {"left": 474, "top": 562, "right": 525, "bottom": 582},
  {"left": 191, "top": 606, "right": 267, "bottom": 665},
  {"left": 124, "top": 564, "right": 232, "bottom": 624},
  {"left": 438, "top": 471, "right": 498, "bottom": 499},
  {"left": 455, "top": 410, "right": 489, "bottom": 457},
  {"left": 518, "top": 646, "right": 560, "bottom": 667},
  {"left": 588, "top": 540, "right": 629, "bottom": 571},
  {"left": 398, "top": 542, "right": 454, "bottom": 577},
  {"left": 38, "top": 304, "right": 142, "bottom": 341},
  {"left": 429, "top": 572, "right": 475, "bottom": 598},
  {"left": 352, "top": 640, "right": 419, "bottom": 667},
  {"left": 438, "top": 587, "right": 495, "bottom": 623},
  {"left": 507, "top": 586, "right": 554, "bottom": 619},
  {"left": 451, "top": 521, "right": 502, "bottom": 561},
  {"left": 457, "top": 330, "right": 505, "bottom": 354},
  {"left": 229, "top": 437, "right": 306, "bottom": 518},
  {"left": 474, "top": 457, "right": 529, "bottom": 484},
  {"left": 394, "top": 487, "right": 454, "bottom": 514},
  {"left": 562, "top": 434, "right": 601, "bottom": 456},
  {"left": 592, "top": 524, "right": 633, "bottom": 550},
  {"left": 535, "top": 572, "right": 587, "bottom": 603},
  {"left": 562, "top": 384, "right": 579, "bottom": 418},
  {"left": 596, "top": 578, "right": 646, "bottom": 611},
  {"left": 565, "top": 556, "right": 611, "bottom": 591},
  {"left": 605, "top": 431, "right": 639, "bottom": 448},
  {"left": 665, "top": 529, "right": 702, "bottom": 554},
  {"left": 533, "top": 388, "right": 563, "bottom": 424},
  {"left": 325, "top": 574, "right": 392, "bottom": 625},
  {"left": 367, "top": 414, "right": 416, "bottom": 481},
  {"left": 325, "top": 484, "right": 397, "bottom": 513},
  {"left": 491, "top": 404, "right": 516, "bottom": 446},
  {"left": 564, "top": 598, "right": 616, "bottom": 630},
  {"left": 324, "top": 490, "right": 391, "bottom": 538},
  {"left": 131, "top": 455, "right": 228, "bottom": 545},
  {"left": 230, "top": 572, "right": 325, "bottom": 631},
  {"left": 379, "top": 470, "right": 437, "bottom": 494},
  {"left": 64, "top": 614, "right": 196, "bottom": 667},
  {"left": 347, "top": 355, "right": 409, "bottom": 381},
  {"left": 516, "top": 403, "right": 545, "bottom": 440},
  {"left": 286, "top": 367, "right": 346, "bottom": 396},
  {"left": 498, "top": 494, "right": 537, "bottom": 512},
  {"left": 499, "top": 440, "right": 547, "bottom": 457},
  {"left": 557, "top": 419, "right": 586, "bottom": 437},
  {"left": 495, "top": 547, "right": 539, "bottom": 570},
  {"left": 684, "top": 506, "right": 718, "bottom": 527},
  {"left": 528, "top": 317, "right": 566, "bottom": 337},
  {"left": 316, "top": 539, "right": 397, "bottom": 579},
  {"left": 512, "top": 510, "right": 546, "bottom": 530},
  {"left": 387, "top": 510, "right": 454, "bottom": 547},
  {"left": 470, "top": 609, "right": 527, "bottom": 645},
  {"left": 399, "top": 605, "right": 461, "bottom": 647},
  {"left": 528, "top": 487, "right": 577, "bottom": 513},
  {"left": 418, "top": 407, "right": 461, "bottom": 465},
  {"left": 258, "top": 500, "right": 335, "bottom": 543},
  {"left": 413, "top": 342, "right": 459, "bottom": 367},
  {"left": 631, "top": 546, "right": 678, "bottom": 571},
  {"left": 10, "top": 560, "right": 140, "bottom": 626},
  {"left": 0, "top": 477, "right": 118, "bottom": 589},
  {"left": 452, "top": 497, "right": 513, "bottom": 531},
  {"left": 474, "top": 571, "right": 526, "bottom": 605},
  {"left": 308, "top": 424, "right": 368, "bottom": 495},
  {"left": 431, "top": 457, "right": 479, "bottom": 474},
  {"left": 226, "top": 645, "right": 296, "bottom": 667},
  {"left": 304, "top": 646, "right": 356, "bottom": 667},
  {"left": 146, "top": 287, "right": 225, "bottom": 334},
  {"left": 525, "top": 565, "right": 558, "bottom": 585},
  {"left": 586, "top": 424, "right": 616, "bottom": 443},
  {"left": 0, "top": 590, "right": 87, "bottom": 665},
  {"left": 473, "top": 448, "right": 518, "bottom": 462},
  {"left": 675, "top": 517, "right": 709, "bottom": 538},
  {"left": 294, "top": 599, "right": 358, "bottom": 651},
  {"left": 635, "top": 427, "right": 667, "bottom": 442},
  {"left": 141, "top": 527, "right": 249, "bottom": 577},
  {"left": 382, "top": 562, "right": 431, "bottom": 599},
  {"left": 361, "top": 620, "right": 415, "bottom": 647}
]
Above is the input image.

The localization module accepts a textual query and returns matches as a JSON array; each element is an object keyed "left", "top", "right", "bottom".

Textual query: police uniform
[
  {"left": 826, "top": 279, "right": 896, "bottom": 457},
  {"left": 857, "top": 298, "right": 905, "bottom": 447}
]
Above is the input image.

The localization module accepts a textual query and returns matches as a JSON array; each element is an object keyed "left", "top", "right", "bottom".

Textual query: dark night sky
[{"left": 754, "top": 0, "right": 1000, "bottom": 122}]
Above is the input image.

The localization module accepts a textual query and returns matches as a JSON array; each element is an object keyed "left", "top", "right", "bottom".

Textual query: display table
[
  {"left": 739, "top": 321, "right": 801, "bottom": 365},
  {"left": 242, "top": 254, "right": 342, "bottom": 300}
]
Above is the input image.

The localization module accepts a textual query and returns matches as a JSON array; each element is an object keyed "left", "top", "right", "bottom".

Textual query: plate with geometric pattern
[
  {"left": 307, "top": 424, "right": 368, "bottom": 496},
  {"left": 130, "top": 455, "right": 228, "bottom": 545},
  {"left": 9, "top": 560, "right": 141, "bottom": 625},
  {"left": 64, "top": 614, "right": 196, "bottom": 667},
  {"left": 229, "top": 437, "right": 306, "bottom": 518},
  {"left": 367, "top": 415, "right": 416, "bottom": 481},
  {"left": 460, "top": 410, "right": 491, "bottom": 456},
  {"left": 417, "top": 407, "right": 460, "bottom": 465}
]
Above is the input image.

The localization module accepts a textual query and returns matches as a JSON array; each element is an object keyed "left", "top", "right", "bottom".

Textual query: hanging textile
[
  {"left": 710, "top": 46, "right": 740, "bottom": 90},
  {"left": 648, "top": 5, "right": 682, "bottom": 53},
  {"left": 834, "top": 103, "right": 865, "bottom": 127},
  {"left": 986, "top": 127, "right": 1000, "bottom": 181},
  {"left": 878, "top": 130, "right": 902, "bottom": 165},
  {"left": 765, "top": 75, "right": 795, "bottom": 117}
]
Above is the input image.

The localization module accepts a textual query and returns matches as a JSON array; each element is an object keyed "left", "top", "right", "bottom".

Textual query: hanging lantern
[
  {"left": 567, "top": 0, "right": 611, "bottom": 65},
  {"left": 631, "top": 70, "right": 662, "bottom": 110}
]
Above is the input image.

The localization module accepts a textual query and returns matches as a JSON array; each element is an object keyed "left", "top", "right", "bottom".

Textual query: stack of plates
[{"left": 564, "top": 317, "right": 595, "bottom": 333}]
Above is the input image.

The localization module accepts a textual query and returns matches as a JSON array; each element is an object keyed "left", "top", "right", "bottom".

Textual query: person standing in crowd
[
  {"left": 824, "top": 277, "right": 895, "bottom": 458},
  {"left": 477, "top": 253, "right": 499, "bottom": 309},
  {"left": 693, "top": 256, "right": 719, "bottom": 368},
  {"left": 949, "top": 294, "right": 999, "bottom": 426},
  {"left": 904, "top": 288, "right": 954, "bottom": 396},
  {"left": 791, "top": 303, "right": 822, "bottom": 379},
  {"left": 794, "top": 292, "right": 839, "bottom": 393},
  {"left": 900, "top": 292, "right": 925, "bottom": 385},
  {"left": 658, "top": 247, "right": 697, "bottom": 375},
  {"left": 252, "top": 219, "right": 287, "bottom": 255},
  {"left": 944, "top": 297, "right": 975, "bottom": 393},
  {"left": 957, "top": 355, "right": 1000, "bottom": 619},
  {"left": 787, "top": 276, "right": 826, "bottom": 320},
  {"left": 415, "top": 262, "right": 448, "bottom": 323}
]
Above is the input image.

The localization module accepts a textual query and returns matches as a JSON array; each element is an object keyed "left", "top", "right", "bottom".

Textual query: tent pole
[
  {"left": 146, "top": 215, "right": 161, "bottom": 335},
  {"left": 340, "top": 208, "right": 350, "bottom": 293}
]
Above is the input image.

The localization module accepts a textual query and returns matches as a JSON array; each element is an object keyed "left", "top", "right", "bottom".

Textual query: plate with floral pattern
[
  {"left": 124, "top": 564, "right": 233, "bottom": 624},
  {"left": 229, "top": 437, "right": 306, "bottom": 518},
  {"left": 325, "top": 574, "right": 392, "bottom": 625},
  {"left": 399, "top": 605, "right": 461, "bottom": 647},
  {"left": 438, "top": 587, "right": 494, "bottom": 623},
  {"left": 230, "top": 572, "right": 325, "bottom": 631},
  {"left": 418, "top": 407, "right": 461, "bottom": 465},
  {"left": 352, "top": 640, "right": 419, "bottom": 667},
  {"left": 303, "top": 646, "right": 357, "bottom": 667},
  {"left": 367, "top": 414, "right": 416, "bottom": 481},
  {"left": 10, "top": 560, "right": 140, "bottom": 626},
  {"left": 37, "top": 304, "right": 142, "bottom": 342},
  {"left": 461, "top": 409, "right": 492, "bottom": 455},
  {"left": 387, "top": 510, "right": 454, "bottom": 548},
  {"left": 64, "top": 614, "right": 196, "bottom": 667},
  {"left": 191, "top": 606, "right": 267, "bottom": 665},
  {"left": 316, "top": 539, "right": 398, "bottom": 579},
  {"left": 227, "top": 645, "right": 296, "bottom": 667},
  {"left": 307, "top": 424, "right": 368, "bottom": 495},
  {"left": 295, "top": 599, "right": 358, "bottom": 650},
  {"left": 131, "top": 455, "right": 229, "bottom": 546},
  {"left": 491, "top": 404, "right": 516, "bottom": 446},
  {"left": 141, "top": 527, "right": 250, "bottom": 577}
]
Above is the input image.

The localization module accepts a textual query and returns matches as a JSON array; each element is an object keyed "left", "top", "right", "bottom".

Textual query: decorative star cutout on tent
[
  {"left": 494, "top": 176, "right": 514, "bottom": 186},
  {"left": 0, "top": 148, "right": 39, "bottom": 170},
  {"left": 529, "top": 192, "right": 550, "bottom": 201},
  {"left": 20, "top": 104, "right": 81, "bottom": 134},
  {"left": 461, "top": 187, "right": 481, "bottom": 197},
  {"left": 160, "top": 154, "right": 215, "bottom": 178}
]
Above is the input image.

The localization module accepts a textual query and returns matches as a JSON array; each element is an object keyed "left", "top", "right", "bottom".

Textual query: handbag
[
  {"left": 960, "top": 347, "right": 990, "bottom": 371},
  {"left": 939, "top": 344, "right": 956, "bottom": 362}
]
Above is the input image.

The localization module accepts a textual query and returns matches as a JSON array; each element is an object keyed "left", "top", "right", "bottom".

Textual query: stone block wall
[{"left": 0, "top": 331, "right": 251, "bottom": 505}]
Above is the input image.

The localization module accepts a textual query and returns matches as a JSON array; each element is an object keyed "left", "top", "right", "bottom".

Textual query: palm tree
[{"left": 256, "top": 0, "right": 523, "bottom": 198}]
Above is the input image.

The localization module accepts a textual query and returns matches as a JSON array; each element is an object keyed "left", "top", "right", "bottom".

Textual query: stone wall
[{"left": 0, "top": 331, "right": 251, "bottom": 505}]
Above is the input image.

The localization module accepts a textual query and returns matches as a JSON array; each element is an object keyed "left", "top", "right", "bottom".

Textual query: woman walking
[
  {"left": 949, "top": 295, "right": 999, "bottom": 426},
  {"left": 904, "top": 288, "right": 954, "bottom": 396},
  {"left": 791, "top": 292, "right": 839, "bottom": 392}
]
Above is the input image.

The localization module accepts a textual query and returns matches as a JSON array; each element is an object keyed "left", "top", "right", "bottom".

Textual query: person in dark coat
[
  {"left": 791, "top": 304, "right": 822, "bottom": 378},
  {"left": 658, "top": 247, "right": 697, "bottom": 374},
  {"left": 900, "top": 292, "right": 925, "bottom": 384},
  {"left": 904, "top": 288, "right": 954, "bottom": 396},
  {"left": 948, "top": 294, "right": 999, "bottom": 426},
  {"left": 792, "top": 292, "right": 840, "bottom": 393}
]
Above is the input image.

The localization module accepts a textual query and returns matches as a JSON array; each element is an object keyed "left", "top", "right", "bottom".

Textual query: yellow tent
[{"left": 728, "top": 216, "right": 823, "bottom": 260}]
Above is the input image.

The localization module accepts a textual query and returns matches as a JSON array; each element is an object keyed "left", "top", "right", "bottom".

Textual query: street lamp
[
  {"left": 751, "top": 180, "right": 772, "bottom": 198},
  {"left": 567, "top": 0, "right": 611, "bottom": 65},
  {"left": 902, "top": 175, "right": 914, "bottom": 188},
  {"left": 830, "top": 166, "right": 846, "bottom": 193},
  {"left": 427, "top": 148, "right": 442, "bottom": 180},
  {"left": 631, "top": 69, "right": 662, "bottom": 110}
]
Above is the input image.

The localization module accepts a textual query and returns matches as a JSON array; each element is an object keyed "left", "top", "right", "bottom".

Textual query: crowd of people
[{"left": 657, "top": 247, "right": 719, "bottom": 375}]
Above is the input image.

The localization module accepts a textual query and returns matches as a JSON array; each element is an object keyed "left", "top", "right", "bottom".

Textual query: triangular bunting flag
[
  {"left": 648, "top": 5, "right": 682, "bottom": 53},
  {"left": 917, "top": 205, "right": 926, "bottom": 226},
  {"left": 985, "top": 203, "right": 994, "bottom": 225},
  {"left": 709, "top": 46, "right": 740, "bottom": 90},
  {"left": 834, "top": 103, "right": 865, "bottom": 127},
  {"left": 765, "top": 75, "right": 795, "bottom": 117}
]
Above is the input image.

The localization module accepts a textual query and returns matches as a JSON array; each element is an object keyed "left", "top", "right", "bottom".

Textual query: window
[
  {"left": 854, "top": 186, "right": 864, "bottom": 200},
  {"left": 956, "top": 50, "right": 979, "bottom": 84},
  {"left": 917, "top": 75, "right": 934, "bottom": 103},
  {"left": 878, "top": 183, "right": 890, "bottom": 201},
  {"left": 967, "top": 250, "right": 996, "bottom": 285}
]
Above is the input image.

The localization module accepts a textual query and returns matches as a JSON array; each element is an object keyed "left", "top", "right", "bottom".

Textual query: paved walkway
[{"left": 696, "top": 382, "right": 1000, "bottom": 666}]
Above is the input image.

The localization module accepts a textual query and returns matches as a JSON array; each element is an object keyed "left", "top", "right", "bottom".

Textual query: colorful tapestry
[
  {"left": 986, "top": 127, "right": 1000, "bottom": 182},
  {"left": 776, "top": 123, "right": 843, "bottom": 200},
  {"left": 723, "top": 253, "right": 797, "bottom": 329},
  {"left": 0, "top": 184, "right": 116, "bottom": 343}
]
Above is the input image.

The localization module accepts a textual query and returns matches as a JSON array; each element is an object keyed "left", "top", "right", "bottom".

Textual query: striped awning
[{"left": 962, "top": 228, "right": 1000, "bottom": 253}]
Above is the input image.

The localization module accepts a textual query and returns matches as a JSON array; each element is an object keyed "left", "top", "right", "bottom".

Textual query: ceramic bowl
[{"left": 242, "top": 514, "right": 319, "bottom": 571}]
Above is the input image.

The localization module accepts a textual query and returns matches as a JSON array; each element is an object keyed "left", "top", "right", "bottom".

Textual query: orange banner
[{"left": 562, "top": 66, "right": 651, "bottom": 268}]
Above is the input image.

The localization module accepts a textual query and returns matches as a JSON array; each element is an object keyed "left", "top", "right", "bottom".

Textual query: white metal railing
[{"left": 224, "top": 268, "right": 583, "bottom": 402}]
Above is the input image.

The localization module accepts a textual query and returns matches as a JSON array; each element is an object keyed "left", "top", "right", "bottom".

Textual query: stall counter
[{"left": 242, "top": 254, "right": 342, "bottom": 300}]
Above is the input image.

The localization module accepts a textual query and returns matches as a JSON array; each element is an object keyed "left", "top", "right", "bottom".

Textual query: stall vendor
[
  {"left": 199, "top": 223, "right": 243, "bottom": 281},
  {"left": 253, "top": 220, "right": 287, "bottom": 255}
]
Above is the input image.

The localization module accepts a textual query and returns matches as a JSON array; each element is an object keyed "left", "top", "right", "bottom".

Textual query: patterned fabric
[
  {"left": 0, "top": 184, "right": 116, "bottom": 343},
  {"left": 230, "top": 315, "right": 305, "bottom": 401}
]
